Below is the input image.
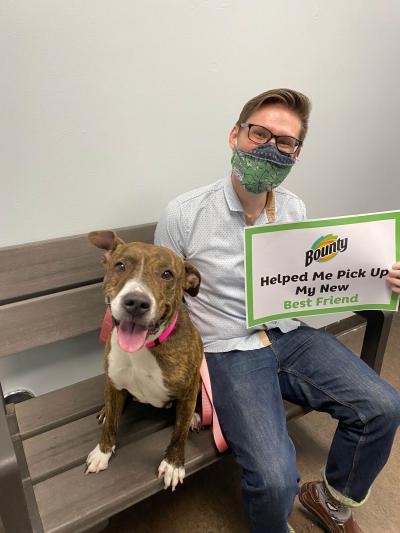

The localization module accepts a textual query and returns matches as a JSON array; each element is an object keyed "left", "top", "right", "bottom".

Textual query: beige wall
[{"left": 1, "top": 1, "right": 399, "bottom": 247}]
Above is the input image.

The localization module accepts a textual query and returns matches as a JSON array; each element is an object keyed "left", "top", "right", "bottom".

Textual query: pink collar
[{"left": 145, "top": 313, "right": 178, "bottom": 348}]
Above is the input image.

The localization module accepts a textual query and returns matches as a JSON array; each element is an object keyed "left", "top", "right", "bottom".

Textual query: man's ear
[
  {"left": 88, "top": 230, "right": 125, "bottom": 262},
  {"left": 228, "top": 124, "right": 239, "bottom": 150},
  {"left": 183, "top": 261, "right": 201, "bottom": 297}
]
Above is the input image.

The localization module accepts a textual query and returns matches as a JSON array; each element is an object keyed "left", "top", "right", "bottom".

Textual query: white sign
[{"left": 244, "top": 211, "right": 400, "bottom": 328}]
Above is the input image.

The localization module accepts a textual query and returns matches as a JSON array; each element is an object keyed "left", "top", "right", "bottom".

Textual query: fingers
[{"left": 386, "top": 266, "right": 400, "bottom": 293}]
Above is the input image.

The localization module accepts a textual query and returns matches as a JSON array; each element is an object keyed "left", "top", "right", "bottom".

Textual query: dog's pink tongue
[{"left": 117, "top": 321, "right": 148, "bottom": 352}]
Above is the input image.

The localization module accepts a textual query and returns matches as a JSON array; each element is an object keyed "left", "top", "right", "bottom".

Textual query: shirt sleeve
[{"left": 154, "top": 199, "right": 186, "bottom": 258}]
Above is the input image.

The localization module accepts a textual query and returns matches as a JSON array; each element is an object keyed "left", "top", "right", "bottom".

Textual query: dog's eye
[
  {"left": 114, "top": 262, "right": 126, "bottom": 272},
  {"left": 161, "top": 270, "right": 173, "bottom": 280}
]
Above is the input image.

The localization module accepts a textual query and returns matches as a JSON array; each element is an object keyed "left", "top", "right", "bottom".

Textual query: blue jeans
[{"left": 205, "top": 326, "right": 400, "bottom": 533}]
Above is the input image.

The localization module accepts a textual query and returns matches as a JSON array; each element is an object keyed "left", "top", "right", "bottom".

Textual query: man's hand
[{"left": 386, "top": 263, "right": 400, "bottom": 294}]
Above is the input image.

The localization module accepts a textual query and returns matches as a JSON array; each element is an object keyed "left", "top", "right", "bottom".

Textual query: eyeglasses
[{"left": 240, "top": 123, "right": 302, "bottom": 155}]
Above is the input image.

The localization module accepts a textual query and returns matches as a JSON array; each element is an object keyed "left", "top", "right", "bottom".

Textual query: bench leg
[
  {"left": 356, "top": 310, "right": 394, "bottom": 375},
  {"left": 0, "top": 382, "right": 34, "bottom": 533}
]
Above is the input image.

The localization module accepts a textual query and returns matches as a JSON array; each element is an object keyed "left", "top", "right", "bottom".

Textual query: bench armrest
[
  {"left": 0, "top": 383, "right": 33, "bottom": 533},
  {"left": 355, "top": 310, "right": 394, "bottom": 374}
]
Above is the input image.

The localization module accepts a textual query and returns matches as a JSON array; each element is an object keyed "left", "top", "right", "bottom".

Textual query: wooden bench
[{"left": 0, "top": 223, "right": 394, "bottom": 533}]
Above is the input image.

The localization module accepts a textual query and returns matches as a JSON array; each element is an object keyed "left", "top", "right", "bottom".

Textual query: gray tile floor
[{"left": 105, "top": 314, "right": 400, "bottom": 533}]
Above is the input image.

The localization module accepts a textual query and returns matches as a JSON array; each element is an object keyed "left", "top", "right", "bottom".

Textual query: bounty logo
[{"left": 305, "top": 234, "right": 348, "bottom": 267}]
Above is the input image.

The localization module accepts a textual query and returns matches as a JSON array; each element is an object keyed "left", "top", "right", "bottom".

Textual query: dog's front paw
[
  {"left": 157, "top": 459, "right": 185, "bottom": 491},
  {"left": 85, "top": 444, "right": 115, "bottom": 474}
]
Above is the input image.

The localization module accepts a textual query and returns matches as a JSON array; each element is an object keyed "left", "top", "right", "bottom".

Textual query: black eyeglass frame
[{"left": 240, "top": 122, "right": 303, "bottom": 155}]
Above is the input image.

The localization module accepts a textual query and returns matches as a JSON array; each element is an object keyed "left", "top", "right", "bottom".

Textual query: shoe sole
[{"left": 298, "top": 490, "right": 335, "bottom": 533}]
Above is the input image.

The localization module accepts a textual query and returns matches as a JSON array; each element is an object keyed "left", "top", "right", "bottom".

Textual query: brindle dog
[{"left": 85, "top": 230, "right": 203, "bottom": 491}]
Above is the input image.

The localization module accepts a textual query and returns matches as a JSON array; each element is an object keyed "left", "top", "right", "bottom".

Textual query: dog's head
[{"left": 89, "top": 230, "right": 201, "bottom": 351}]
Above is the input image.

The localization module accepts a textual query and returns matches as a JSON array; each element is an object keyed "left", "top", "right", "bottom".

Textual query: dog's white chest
[{"left": 108, "top": 329, "right": 170, "bottom": 408}]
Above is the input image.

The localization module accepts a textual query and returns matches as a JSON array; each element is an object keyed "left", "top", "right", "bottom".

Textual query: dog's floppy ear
[
  {"left": 183, "top": 261, "right": 201, "bottom": 297},
  {"left": 88, "top": 230, "right": 125, "bottom": 262}
]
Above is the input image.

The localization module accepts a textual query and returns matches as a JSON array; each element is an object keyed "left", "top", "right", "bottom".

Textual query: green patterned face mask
[{"left": 231, "top": 143, "right": 295, "bottom": 194}]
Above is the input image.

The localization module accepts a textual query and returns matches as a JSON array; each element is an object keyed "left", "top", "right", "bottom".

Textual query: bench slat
[
  {"left": 15, "top": 368, "right": 308, "bottom": 440},
  {"left": 0, "top": 285, "right": 105, "bottom": 358},
  {"left": 0, "top": 224, "right": 156, "bottom": 303},
  {"left": 23, "top": 402, "right": 175, "bottom": 485},
  {"left": 23, "top": 399, "right": 306, "bottom": 487},
  {"left": 15, "top": 375, "right": 105, "bottom": 439},
  {"left": 18, "top": 377, "right": 308, "bottom": 485},
  {"left": 33, "top": 426, "right": 219, "bottom": 533}
]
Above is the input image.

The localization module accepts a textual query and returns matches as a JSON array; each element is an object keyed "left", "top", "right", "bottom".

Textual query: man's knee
[
  {"left": 242, "top": 457, "right": 299, "bottom": 502},
  {"left": 372, "top": 386, "right": 400, "bottom": 429}
]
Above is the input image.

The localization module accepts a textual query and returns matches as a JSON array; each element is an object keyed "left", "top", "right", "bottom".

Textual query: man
[{"left": 154, "top": 88, "right": 400, "bottom": 533}]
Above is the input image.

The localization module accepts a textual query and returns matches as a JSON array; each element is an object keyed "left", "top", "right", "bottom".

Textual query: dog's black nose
[{"left": 122, "top": 294, "right": 151, "bottom": 316}]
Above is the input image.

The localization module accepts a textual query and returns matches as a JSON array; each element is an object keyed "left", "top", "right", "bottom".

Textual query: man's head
[{"left": 229, "top": 88, "right": 311, "bottom": 160}]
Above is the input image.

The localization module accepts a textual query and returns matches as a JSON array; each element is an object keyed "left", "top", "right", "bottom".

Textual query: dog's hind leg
[
  {"left": 189, "top": 411, "right": 202, "bottom": 432},
  {"left": 85, "top": 380, "right": 127, "bottom": 474},
  {"left": 97, "top": 391, "right": 131, "bottom": 424}
]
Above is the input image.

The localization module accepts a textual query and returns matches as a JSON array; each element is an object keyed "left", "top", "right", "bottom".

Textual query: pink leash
[
  {"left": 199, "top": 356, "right": 228, "bottom": 452},
  {"left": 99, "top": 310, "right": 228, "bottom": 453}
]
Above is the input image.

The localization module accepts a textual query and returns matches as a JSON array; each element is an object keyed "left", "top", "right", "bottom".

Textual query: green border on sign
[{"left": 244, "top": 211, "right": 400, "bottom": 327}]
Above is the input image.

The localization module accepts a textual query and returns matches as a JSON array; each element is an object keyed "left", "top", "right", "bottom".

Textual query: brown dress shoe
[{"left": 298, "top": 481, "right": 363, "bottom": 532}]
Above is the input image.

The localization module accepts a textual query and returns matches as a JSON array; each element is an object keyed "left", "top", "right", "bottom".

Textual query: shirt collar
[
  {"left": 223, "top": 175, "right": 276, "bottom": 223},
  {"left": 223, "top": 175, "right": 244, "bottom": 212}
]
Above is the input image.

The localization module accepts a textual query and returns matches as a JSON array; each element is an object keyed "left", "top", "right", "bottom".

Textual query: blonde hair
[{"left": 237, "top": 88, "right": 311, "bottom": 140}]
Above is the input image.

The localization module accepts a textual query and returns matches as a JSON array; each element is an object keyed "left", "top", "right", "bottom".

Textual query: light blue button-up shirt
[{"left": 154, "top": 176, "right": 307, "bottom": 353}]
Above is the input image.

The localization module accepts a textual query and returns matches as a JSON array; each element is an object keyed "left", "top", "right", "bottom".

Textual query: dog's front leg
[
  {"left": 158, "top": 390, "right": 197, "bottom": 491},
  {"left": 85, "top": 379, "right": 127, "bottom": 474}
]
